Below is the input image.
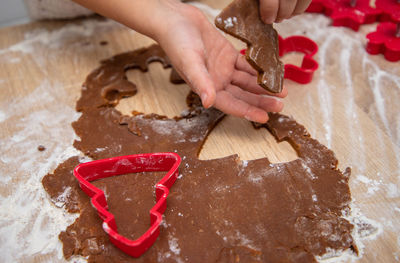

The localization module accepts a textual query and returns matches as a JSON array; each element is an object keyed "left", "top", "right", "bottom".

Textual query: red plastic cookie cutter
[
  {"left": 306, "top": 0, "right": 381, "bottom": 31},
  {"left": 240, "top": 35, "right": 319, "bottom": 84},
  {"left": 376, "top": 0, "right": 400, "bottom": 22},
  {"left": 73, "top": 152, "right": 181, "bottom": 257},
  {"left": 306, "top": 0, "right": 331, "bottom": 13},
  {"left": 367, "top": 0, "right": 400, "bottom": 62},
  {"left": 278, "top": 35, "right": 319, "bottom": 84},
  {"left": 330, "top": 0, "right": 381, "bottom": 30},
  {"left": 366, "top": 22, "right": 400, "bottom": 61}
]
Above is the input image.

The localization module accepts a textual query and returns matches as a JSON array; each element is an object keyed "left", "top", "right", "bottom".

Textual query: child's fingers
[
  {"left": 226, "top": 85, "right": 284, "bottom": 113},
  {"left": 292, "top": 0, "right": 312, "bottom": 16},
  {"left": 276, "top": 0, "right": 297, "bottom": 22},
  {"left": 235, "top": 54, "right": 258, "bottom": 76},
  {"left": 231, "top": 70, "right": 288, "bottom": 98},
  {"left": 231, "top": 70, "right": 269, "bottom": 94},
  {"left": 259, "top": 0, "right": 279, "bottom": 24},
  {"left": 177, "top": 52, "right": 216, "bottom": 108},
  {"left": 260, "top": 0, "right": 311, "bottom": 23},
  {"left": 214, "top": 90, "right": 270, "bottom": 123},
  {"left": 234, "top": 55, "right": 288, "bottom": 97}
]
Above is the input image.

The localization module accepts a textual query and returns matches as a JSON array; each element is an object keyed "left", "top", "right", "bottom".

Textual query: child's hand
[
  {"left": 260, "top": 0, "right": 312, "bottom": 24},
  {"left": 72, "top": 0, "right": 287, "bottom": 123},
  {"left": 155, "top": 3, "right": 287, "bottom": 123}
]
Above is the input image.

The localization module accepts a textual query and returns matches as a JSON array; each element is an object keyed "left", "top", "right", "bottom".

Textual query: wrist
[
  {"left": 135, "top": 0, "right": 189, "bottom": 41},
  {"left": 151, "top": 2, "right": 208, "bottom": 44}
]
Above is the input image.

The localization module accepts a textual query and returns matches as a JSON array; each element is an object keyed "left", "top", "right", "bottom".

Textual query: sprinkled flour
[
  {"left": 317, "top": 204, "right": 382, "bottom": 262},
  {"left": 0, "top": 81, "right": 82, "bottom": 262},
  {"left": 0, "top": 19, "right": 120, "bottom": 56},
  {"left": 1, "top": 4, "right": 399, "bottom": 263},
  {"left": 0, "top": 18, "right": 121, "bottom": 262}
]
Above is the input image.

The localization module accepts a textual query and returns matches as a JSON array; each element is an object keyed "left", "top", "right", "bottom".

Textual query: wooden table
[{"left": 0, "top": 1, "right": 399, "bottom": 262}]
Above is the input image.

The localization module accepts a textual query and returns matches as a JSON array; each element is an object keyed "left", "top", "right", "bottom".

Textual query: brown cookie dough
[
  {"left": 215, "top": 0, "right": 284, "bottom": 93},
  {"left": 42, "top": 45, "right": 356, "bottom": 262}
]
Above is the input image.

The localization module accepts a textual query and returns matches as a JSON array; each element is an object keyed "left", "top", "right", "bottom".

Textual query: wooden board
[{"left": 0, "top": 1, "right": 399, "bottom": 262}]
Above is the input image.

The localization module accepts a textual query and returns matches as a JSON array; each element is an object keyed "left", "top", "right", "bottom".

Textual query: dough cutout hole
[
  {"left": 199, "top": 115, "right": 298, "bottom": 163},
  {"left": 116, "top": 63, "right": 191, "bottom": 118},
  {"left": 281, "top": 51, "right": 304, "bottom": 68},
  {"left": 117, "top": 59, "right": 298, "bottom": 164}
]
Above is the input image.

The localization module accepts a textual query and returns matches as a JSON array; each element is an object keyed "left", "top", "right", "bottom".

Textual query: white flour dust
[
  {"left": 317, "top": 204, "right": 382, "bottom": 263},
  {"left": 354, "top": 174, "right": 383, "bottom": 196},
  {"left": 276, "top": 14, "right": 400, "bottom": 157},
  {"left": 273, "top": 14, "right": 399, "bottom": 262},
  {"left": 0, "top": 80, "right": 83, "bottom": 262},
  {"left": 0, "top": 19, "right": 120, "bottom": 56},
  {"left": 0, "top": 4, "right": 398, "bottom": 263}
]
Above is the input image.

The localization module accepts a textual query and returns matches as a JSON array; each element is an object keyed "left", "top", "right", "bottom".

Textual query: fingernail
[
  {"left": 244, "top": 114, "right": 268, "bottom": 123},
  {"left": 248, "top": 117, "right": 268, "bottom": 124},
  {"left": 261, "top": 95, "right": 283, "bottom": 102},
  {"left": 201, "top": 93, "right": 208, "bottom": 107},
  {"left": 264, "top": 18, "right": 274, "bottom": 24},
  {"left": 260, "top": 14, "right": 272, "bottom": 24}
]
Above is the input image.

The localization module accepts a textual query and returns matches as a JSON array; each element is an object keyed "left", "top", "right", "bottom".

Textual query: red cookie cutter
[
  {"left": 306, "top": 0, "right": 331, "bottom": 13},
  {"left": 73, "top": 152, "right": 181, "bottom": 257},
  {"left": 368, "top": 0, "right": 400, "bottom": 62},
  {"left": 376, "top": 0, "right": 400, "bottom": 22},
  {"left": 240, "top": 35, "right": 319, "bottom": 84},
  {"left": 307, "top": 0, "right": 381, "bottom": 31},
  {"left": 278, "top": 35, "right": 319, "bottom": 84},
  {"left": 366, "top": 22, "right": 400, "bottom": 62},
  {"left": 330, "top": 0, "right": 381, "bottom": 31}
]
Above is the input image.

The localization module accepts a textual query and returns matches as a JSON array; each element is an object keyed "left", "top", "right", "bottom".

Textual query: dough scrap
[
  {"left": 43, "top": 44, "right": 356, "bottom": 263},
  {"left": 215, "top": 0, "right": 284, "bottom": 93}
]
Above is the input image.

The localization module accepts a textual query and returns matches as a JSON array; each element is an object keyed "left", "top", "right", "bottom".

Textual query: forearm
[{"left": 71, "top": 0, "right": 182, "bottom": 40}]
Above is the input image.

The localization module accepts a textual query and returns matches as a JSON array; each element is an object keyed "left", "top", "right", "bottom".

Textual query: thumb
[{"left": 259, "top": 0, "right": 279, "bottom": 24}]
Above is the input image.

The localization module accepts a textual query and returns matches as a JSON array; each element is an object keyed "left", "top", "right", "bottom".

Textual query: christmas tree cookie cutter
[{"left": 73, "top": 152, "right": 181, "bottom": 257}]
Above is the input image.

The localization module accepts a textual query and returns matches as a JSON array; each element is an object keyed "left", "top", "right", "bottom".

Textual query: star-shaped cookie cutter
[
  {"left": 73, "top": 152, "right": 181, "bottom": 257},
  {"left": 240, "top": 35, "right": 319, "bottom": 84},
  {"left": 307, "top": 0, "right": 381, "bottom": 31}
]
